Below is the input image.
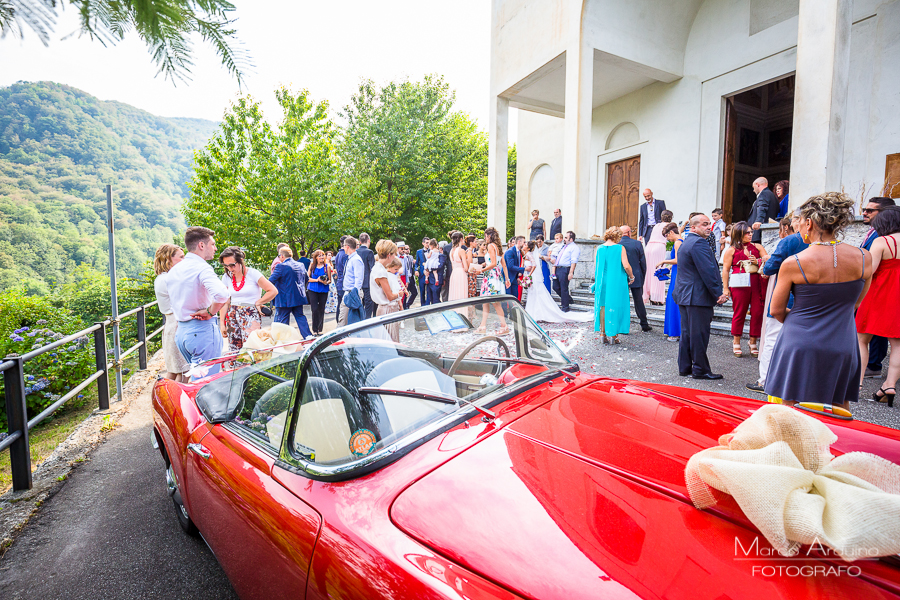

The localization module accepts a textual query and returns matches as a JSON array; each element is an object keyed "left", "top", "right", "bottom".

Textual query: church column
[
  {"left": 562, "top": 41, "right": 594, "bottom": 238},
  {"left": 788, "top": 0, "right": 852, "bottom": 207},
  {"left": 487, "top": 95, "right": 509, "bottom": 238}
]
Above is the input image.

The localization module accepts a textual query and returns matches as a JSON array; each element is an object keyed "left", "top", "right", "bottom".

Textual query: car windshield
[{"left": 286, "top": 298, "right": 570, "bottom": 474}]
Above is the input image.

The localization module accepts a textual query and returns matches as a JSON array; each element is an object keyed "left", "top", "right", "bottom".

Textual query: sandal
[
  {"left": 749, "top": 341, "right": 759, "bottom": 357},
  {"left": 474, "top": 326, "right": 486, "bottom": 334},
  {"left": 733, "top": 341, "right": 743, "bottom": 357},
  {"left": 496, "top": 327, "right": 510, "bottom": 336},
  {"left": 873, "top": 387, "right": 896, "bottom": 408}
]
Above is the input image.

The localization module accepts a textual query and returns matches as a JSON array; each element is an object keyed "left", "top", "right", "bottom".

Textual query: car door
[{"left": 186, "top": 361, "right": 321, "bottom": 600}]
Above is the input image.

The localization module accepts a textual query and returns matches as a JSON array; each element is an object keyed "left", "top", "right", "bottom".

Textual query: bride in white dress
[{"left": 523, "top": 242, "right": 593, "bottom": 323}]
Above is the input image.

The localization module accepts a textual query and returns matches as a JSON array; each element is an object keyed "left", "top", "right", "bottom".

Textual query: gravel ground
[{"left": 535, "top": 320, "right": 899, "bottom": 431}]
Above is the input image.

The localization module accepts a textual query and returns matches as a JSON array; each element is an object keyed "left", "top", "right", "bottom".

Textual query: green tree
[
  {"left": 0, "top": 0, "right": 249, "bottom": 84},
  {"left": 183, "top": 88, "right": 374, "bottom": 261},
  {"left": 339, "top": 75, "right": 489, "bottom": 244},
  {"left": 506, "top": 144, "right": 516, "bottom": 241}
]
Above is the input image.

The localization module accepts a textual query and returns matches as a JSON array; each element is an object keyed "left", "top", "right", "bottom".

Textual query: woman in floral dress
[
  {"left": 325, "top": 251, "right": 338, "bottom": 314},
  {"left": 473, "top": 227, "right": 511, "bottom": 334}
]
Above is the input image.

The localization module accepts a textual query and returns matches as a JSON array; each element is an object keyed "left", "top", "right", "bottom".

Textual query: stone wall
[{"left": 572, "top": 217, "right": 870, "bottom": 288}]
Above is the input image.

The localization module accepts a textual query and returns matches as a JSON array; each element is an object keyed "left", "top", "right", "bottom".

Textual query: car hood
[{"left": 391, "top": 380, "right": 900, "bottom": 599}]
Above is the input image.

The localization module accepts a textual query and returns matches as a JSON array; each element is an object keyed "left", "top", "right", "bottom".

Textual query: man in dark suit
[
  {"left": 638, "top": 189, "right": 666, "bottom": 244},
  {"left": 549, "top": 208, "right": 563, "bottom": 240},
  {"left": 357, "top": 232, "right": 376, "bottom": 318},
  {"left": 671, "top": 214, "right": 727, "bottom": 380},
  {"left": 426, "top": 249, "right": 447, "bottom": 306},
  {"left": 440, "top": 232, "right": 455, "bottom": 302},
  {"left": 269, "top": 247, "right": 313, "bottom": 338},
  {"left": 415, "top": 237, "right": 429, "bottom": 307},
  {"left": 619, "top": 225, "right": 652, "bottom": 332},
  {"left": 504, "top": 236, "right": 526, "bottom": 299},
  {"left": 748, "top": 177, "right": 780, "bottom": 244}
]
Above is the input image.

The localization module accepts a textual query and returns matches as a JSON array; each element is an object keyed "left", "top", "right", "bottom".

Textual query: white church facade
[{"left": 487, "top": 0, "right": 900, "bottom": 240}]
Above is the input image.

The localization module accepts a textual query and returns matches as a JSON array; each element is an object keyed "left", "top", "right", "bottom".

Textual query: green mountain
[{"left": 0, "top": 81, "right": 219, "bottom": 294}]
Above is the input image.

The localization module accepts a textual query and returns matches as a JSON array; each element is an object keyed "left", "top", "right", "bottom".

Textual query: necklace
[
  {"left": 810, "top": 240, "right": 842, "bottom": 268},
  {"left": 232, "top": 268, "right": 246, "bottom": 291}
]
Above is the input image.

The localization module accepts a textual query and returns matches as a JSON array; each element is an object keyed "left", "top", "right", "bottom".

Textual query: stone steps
[{"left": 536, "top": 282, "right": 749, "bottom": 336}]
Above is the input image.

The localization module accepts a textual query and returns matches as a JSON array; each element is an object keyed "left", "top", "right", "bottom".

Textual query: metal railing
[{"left": 1, "top": 301, "right": 162, "bottom": 492}]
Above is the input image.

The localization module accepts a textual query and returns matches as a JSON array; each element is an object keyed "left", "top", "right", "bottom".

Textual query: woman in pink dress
[
  {"left": 643, "top": 210, "right": 673, "bottom": 304},
  {"left": 448, "top": 231, "right": 470, "bottom": 302}
]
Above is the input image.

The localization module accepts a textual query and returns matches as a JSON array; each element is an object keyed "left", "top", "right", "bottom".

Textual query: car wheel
[{"left": 166, "top": 464, "right": 199, "bottom": 536}]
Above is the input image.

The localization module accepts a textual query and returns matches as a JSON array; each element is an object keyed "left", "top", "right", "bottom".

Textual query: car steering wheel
[{"left": 449, "top": 335, "right": 511, "bottom": 378}]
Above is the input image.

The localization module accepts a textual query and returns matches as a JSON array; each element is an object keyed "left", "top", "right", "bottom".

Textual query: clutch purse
[{"left": 653, "top": 267, "right": 670, "bottom": 281}]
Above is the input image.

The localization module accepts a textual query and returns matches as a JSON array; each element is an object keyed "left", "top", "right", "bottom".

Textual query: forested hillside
[{"left": 0, "top": 81, "right": 218, "bottom": 294}]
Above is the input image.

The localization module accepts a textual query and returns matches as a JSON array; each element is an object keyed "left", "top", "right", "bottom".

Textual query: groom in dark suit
[
  {"left": 671, "top": 214, "right": 727, "bottom": 380},
  {"left": 504, "top": 236, "right": 526, "bottom": 298},
  {"left": 638, "top": 189, "right": 666, "bottom": 244}
]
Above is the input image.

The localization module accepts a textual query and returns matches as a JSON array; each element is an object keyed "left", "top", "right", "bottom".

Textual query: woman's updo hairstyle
[
  {"left": 603, "top": 226, "right": 622, "bottom": 243},
  {"left": 660, "top": 210, "right": 674, "bottom": 223},
  {"left": 662, "top": 223, "right": 680, "bottom": 237},
  {"left": 375, "top": 239, "right": 398, "bottom": 259},
  {"left": 451, "top": 231, "right": 463, "bottom": 246},
  {"left": 798, "top": 191, "right": 855, "bottom": 235}
]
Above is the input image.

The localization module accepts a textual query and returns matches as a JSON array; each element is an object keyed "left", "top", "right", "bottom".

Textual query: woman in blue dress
[
  {"left": 590, "top": 227, "right": 634, "bottom": 343},
  {"left": 656, "top": 223, "right": 682, "bottom": 341}
]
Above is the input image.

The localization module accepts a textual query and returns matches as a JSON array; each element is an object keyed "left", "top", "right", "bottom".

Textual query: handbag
[
  {"left": 730, "top": 271, "right": 751, "bottom": 287},
  {"left": 653, "top": 267, "right": 670, "bottom": 281},
  {"left": 738, "top": 259, "right": 759, "bottom": 274}
]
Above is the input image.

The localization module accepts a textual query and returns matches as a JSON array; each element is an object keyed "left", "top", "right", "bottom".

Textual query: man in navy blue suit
[
  {"left": 504, "top": 236, "right": 526, "bottom": 298},
  {"left": 415, "top": 237, "right": 429, "bottom": 307},
  {"left": 671, "top": 214, "right": 727, "bottom": 380},
  {"left": 269, "top": 247, "right": 313, "bottom": 339},
  {"left": 426, "top": 249, "right": 447, "bottom": 305}
]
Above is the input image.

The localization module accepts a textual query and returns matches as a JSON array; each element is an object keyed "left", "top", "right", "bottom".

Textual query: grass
[{"left": 0, "top": 345, "right": 156, "bottom": 494}]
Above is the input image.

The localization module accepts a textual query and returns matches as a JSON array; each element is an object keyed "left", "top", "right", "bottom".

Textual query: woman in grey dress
[{"left": 765, "top": 192, "right": 873, "bottom": 409}]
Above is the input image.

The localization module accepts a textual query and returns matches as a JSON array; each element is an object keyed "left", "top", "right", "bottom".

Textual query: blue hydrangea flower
[
  {"left": 25, "top": 387, "right": 33, "bottom": 394},
  {"left": 20, "top": 326, "right": 29, "bottom": 332},
  {"left": 67, "top": 345, "right": 76, "bottom": 352},
  {"left": 26, "top": 375, "right": 34, "bottom": 381},
  {"left": 13, "top": 328, "right": 23, "bottom": 334},
  {"left": 77, "top": 394, "right": 84, "bottom": 399},
  {"left": 36, "top": 319, "right": 47, "bottom": 325},
  {"left": 50, "top": 353, "right": 57, "bottom": 357},
  {"left": 12, "top": 335, "right": 24, "bottom": 342},
  {"left": 27, "top": 331, "right": 36, "bottom": 337}
]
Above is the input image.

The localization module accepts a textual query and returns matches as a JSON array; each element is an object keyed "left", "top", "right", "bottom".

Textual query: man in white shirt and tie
[
  {"left": 552, "top": 231, "right": 580, "bottom": 312},
  {"left": 166, "top": 226, "right": 230, "bottom": 378}
]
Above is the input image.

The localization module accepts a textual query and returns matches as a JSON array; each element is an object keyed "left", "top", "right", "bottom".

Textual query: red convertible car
[{"left": 152, "top": 297, "right": 900, "bottom": 599}]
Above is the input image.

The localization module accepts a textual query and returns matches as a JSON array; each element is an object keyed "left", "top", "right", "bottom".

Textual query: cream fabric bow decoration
[{"left": 685, "top": 404, "right": 900, "bottom": 560}]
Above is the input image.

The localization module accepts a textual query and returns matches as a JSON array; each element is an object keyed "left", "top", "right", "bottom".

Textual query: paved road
[
  {"left": 0, "top": 380, "right": 237, "bottom": 599},
  {"left": 0, "top": 315, "right": 894, "bottom": 600}
]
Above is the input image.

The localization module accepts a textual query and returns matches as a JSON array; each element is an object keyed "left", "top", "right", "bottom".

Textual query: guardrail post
[
  {"left": 93, "top": 322, "right": 110, "bottom": 411},
  {"left": 3, "top": 355, "right": 32, "bottom": 491},
  {"left": 136, "top": 306, "right": 147, "bottom": 371}
]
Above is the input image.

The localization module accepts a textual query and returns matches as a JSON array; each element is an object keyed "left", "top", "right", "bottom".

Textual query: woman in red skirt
[
  {"left": 856, "top": 206, "right": 900, "bottom": 405},
  {"left": 721, "top": 221, "right": 769, "bottom": 358}
]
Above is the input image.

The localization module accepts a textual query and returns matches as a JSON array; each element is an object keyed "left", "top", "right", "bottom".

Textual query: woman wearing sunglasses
[{"left": 218, "top": 247, "right": 279, "bottom": 354}]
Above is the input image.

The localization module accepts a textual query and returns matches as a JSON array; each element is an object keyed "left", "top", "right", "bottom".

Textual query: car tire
[{"left": 167, "top": 464, "right": 199, "bottom": 536}]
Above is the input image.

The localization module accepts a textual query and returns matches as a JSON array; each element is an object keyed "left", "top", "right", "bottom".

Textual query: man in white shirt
[
  {"left": 166, "top": 226, "right": 230, "bottom": 378},
  {"left": 552, "top": 231, "right": 580, "bottom": 312},
  {"left": 711, "top": 207, "right": 726, "bottom": 261},
  {"left": 338, "top": 236, "right": 366, "bottom": 326}
]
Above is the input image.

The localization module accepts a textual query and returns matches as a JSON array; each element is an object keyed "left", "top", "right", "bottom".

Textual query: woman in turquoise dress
[
  {"left": 590, "top": 227, "right": 634, "bottom": 343},
  {"left": 656, "top": 223, "right": 682, "bottom": 340}
]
